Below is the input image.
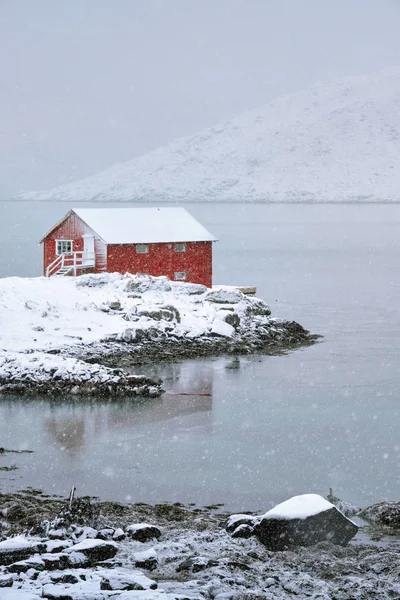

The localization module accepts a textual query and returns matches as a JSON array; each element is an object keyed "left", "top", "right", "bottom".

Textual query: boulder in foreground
[{"left": 254, "top": 494, "right": 358, "bottom": 550}]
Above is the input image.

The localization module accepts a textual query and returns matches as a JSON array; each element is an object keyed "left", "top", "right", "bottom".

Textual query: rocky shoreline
[
  {"left": 0, "top": 353, "right": 163, "bottom": 398},
  {"left": 63, "top": 318, "right": 316, "bottom": 369},
  {"left": 0, "top": 490, "right": 399, "bottom": 599},
  {"left": 0, "top": 274, "right": 318, "bottom": 397}
]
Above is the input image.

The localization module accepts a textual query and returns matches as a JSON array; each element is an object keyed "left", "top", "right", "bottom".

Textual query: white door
[{"left": 82, "top": 234, "right": 95, "bottom": 266}]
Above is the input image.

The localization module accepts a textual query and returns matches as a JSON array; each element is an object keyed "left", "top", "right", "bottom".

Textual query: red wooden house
[{"left": 39, "top": 207, "right": 217, "bottom": 287}]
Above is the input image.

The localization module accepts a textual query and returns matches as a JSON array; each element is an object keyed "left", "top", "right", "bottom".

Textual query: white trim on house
[
  {"left": 38, "top": 210, "right": 74, "bottom": 243},
  {"left": 56, "top": 239, "right": 73, "bottom": 255}
]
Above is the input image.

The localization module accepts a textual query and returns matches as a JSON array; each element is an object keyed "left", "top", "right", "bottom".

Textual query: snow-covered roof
[
  {"left": 41, "top": 207, "right": 217, "bottom": 244},
  {"left": 74, "top": 207, "right": 218, "bottom": 245}
]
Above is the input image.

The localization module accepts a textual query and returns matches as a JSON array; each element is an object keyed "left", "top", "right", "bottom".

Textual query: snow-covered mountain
[{"left": 21, "top": 67, "right": 400, "bottom": 203}]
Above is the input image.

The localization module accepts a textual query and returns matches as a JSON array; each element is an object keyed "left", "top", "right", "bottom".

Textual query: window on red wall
[
  {"left": 56, "top": 240, "right": 72, "bottom": 255},
  {"left": 136, "top": 244, "right": 149, "bottom": 254},
  {"left": 174, "top": 271, "right": 186, "bottom": 281}
]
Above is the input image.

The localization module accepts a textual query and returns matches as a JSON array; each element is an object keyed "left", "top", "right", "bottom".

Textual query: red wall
[
  {"left": 43, "top": 213, "right": 213, "bottom": 286},
  {"left": 107, "top": 241, "right": 213, "bottom": 287},
  {"left": 43, "top": 212, "right": 104, "bottom": 276}
]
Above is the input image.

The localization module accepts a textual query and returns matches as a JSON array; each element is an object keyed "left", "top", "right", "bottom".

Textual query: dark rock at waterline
[
  {"left": 254, "top": 506, "right": 358, "bottom": 551},
  {"left": 0, "top": 373, "right": 162, "bottom": 398},
  {"left": 359, "top": 501, "right": 400, "bottom": 529}
]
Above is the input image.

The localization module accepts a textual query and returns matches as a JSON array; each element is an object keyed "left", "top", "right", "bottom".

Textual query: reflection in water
[
  {"left": 45, "top": 417, "right": 85, "bottom": 454},
  {"left": 129, "top": 360, "right": 214, "bottom": 396},
  {"left": 0, "top": 351, "right": 398, "bottom": 510},
  {"left": 0, "top": 359, "right": 216, "bottom": 504},
  {"left": 37, "top": 360, "right": 214, "bottom": 456}
]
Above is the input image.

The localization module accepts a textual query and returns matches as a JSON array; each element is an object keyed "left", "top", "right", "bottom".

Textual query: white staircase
[
  {"left": 54, "top": 266, "right": 74, "bottom": 276},
  {"left": 46, "top": 252, "right": 95, "bottom": 277}
]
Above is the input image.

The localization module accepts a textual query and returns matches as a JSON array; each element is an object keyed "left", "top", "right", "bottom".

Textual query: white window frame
[
  {"left": 136, "top": 244, "right": 149, "bottom": 254},
  {"left": 174, "top": 271, "right": 187, "bottom": 281},
  {"left": 56, "top": 240, "right": 73, "bottom": 255},
  {"left": 174, "top": 242, "right": 186, "bottom": 253}
]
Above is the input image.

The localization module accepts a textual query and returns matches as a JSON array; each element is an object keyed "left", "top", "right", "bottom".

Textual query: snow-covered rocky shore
[
  {"left": 0, "top": 273, "right": 315, "bottom": 396},
  {"left": 0, "top": 353, "right": 161, "bottom": 397},
  {"left": 0, "top": 491, "right": 399, "bottom": 599}
]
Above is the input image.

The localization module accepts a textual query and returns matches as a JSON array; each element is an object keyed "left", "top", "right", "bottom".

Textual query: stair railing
[
  {"left": 46, "top": 251, "right": 96, "bottom": 277},
  {"left": 46, "top": 254, "right": 64, "bottom": 277}
]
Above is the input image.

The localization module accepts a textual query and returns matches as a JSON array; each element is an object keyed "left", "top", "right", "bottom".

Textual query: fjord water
[{"left": 0, "top": 202, "right": 399, "bottom": 511}]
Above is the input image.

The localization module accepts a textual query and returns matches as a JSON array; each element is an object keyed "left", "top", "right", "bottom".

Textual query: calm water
[{"left": 0, "top": 201, "right": 399, "bottom": 511}]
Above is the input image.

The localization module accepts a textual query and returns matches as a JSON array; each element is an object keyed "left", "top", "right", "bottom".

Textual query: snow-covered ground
[
  {"left": 0, "top": 273, "right": 311, "bottom": 395},
  {"left": 19, "top": 66, "right": 400, "bottom": 203},
  {"left": 0, "top": 492, "right": 398, "bottom": 599},
  {"left": 0, "top": 273, "right": 269, "bottom": 354}
]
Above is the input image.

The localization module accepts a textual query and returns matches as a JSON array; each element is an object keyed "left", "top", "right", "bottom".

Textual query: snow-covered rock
[
  {"left": 0, "top": 592, "right": 42, "bottom": 600},
  {"left": 205, "top": 288, "right": 245, "bottom": 305},
  {"left": 132, "top": 548, "right": 158, "bottom": 571},
  {"left": 99, "top": 567, "right": 157, "bottom": 591},
  {"left": 64, "top": 539, "right": 118, "bottom": 564},
  {"left": 0, "top": 536, "right": 45, "bottom": 566},
  {"left": 176, "top": 555, "right": 218, "bottom": 573},
  {"left": 359, "top": 501, "right": 400, "bottom": 529},
  {"left": 0, "top": 574, "right": 14, "bottom": 588},
  {"left": 45, "top": 541, "right": 73, "bottom": 554},
  {"left": 254, "top": 494, "right": 358, "bottom": 550},
  {"left": 118, "top": 592, "right": 169, "bottom": 599},
  {"left": 0, "top": 352, "right": 162, "bottom": 397},
  {"left": 210, "top": 320, "right": 235, "bottom": 338},
  {"left": 327, "top": 494, "right": 361, "bottom": 517},
  {"left": 126, "top": 523, "right": 161, "bottom": 543},
  {"left": 19, "top": 67, "right": 400, "bottom": 204},
  {"left": 225, "top": 514, "right": 255, "bottom": 532}
]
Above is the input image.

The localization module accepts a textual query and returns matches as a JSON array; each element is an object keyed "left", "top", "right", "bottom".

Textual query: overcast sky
[{"left": 1, "top": 0, "right": 400, "bottom": 198}]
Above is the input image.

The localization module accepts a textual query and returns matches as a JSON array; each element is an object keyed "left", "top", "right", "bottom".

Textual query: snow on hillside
[{"left": 20, "top": 67, "right": 400, "bottom": 203}]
